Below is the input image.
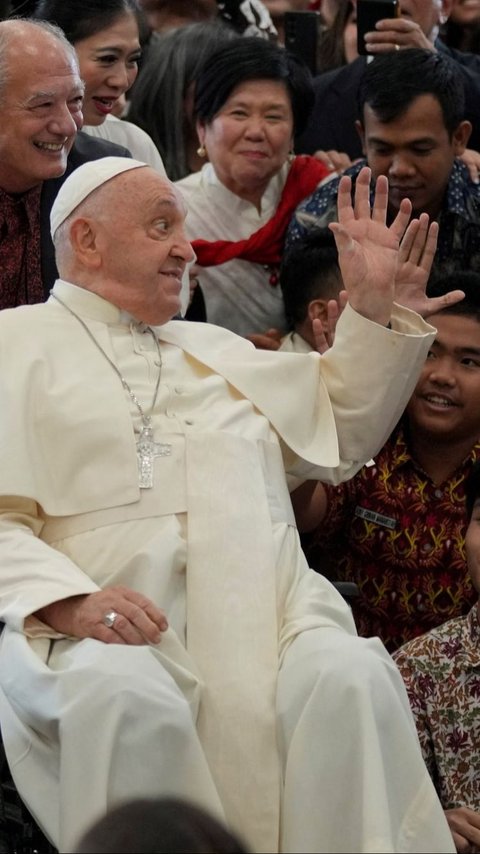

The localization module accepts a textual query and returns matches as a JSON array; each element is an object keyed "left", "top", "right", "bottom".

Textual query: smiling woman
[
  {"left": 175, "top": 36, "right": 332, "bottom": 336},
  {"left": 32, "top": 0, "right": 166, "bottom": 171}
]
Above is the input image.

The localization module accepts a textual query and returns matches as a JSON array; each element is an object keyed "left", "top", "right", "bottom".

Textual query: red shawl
[{"left": 191, "top": 155, "right": 331, "bottom": 268}]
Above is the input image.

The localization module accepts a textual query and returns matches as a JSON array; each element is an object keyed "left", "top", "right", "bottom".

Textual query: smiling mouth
[
  {"left": 423, "top": 394, "right": 457, "bottom": 408},
  {"left": 34, "top": 140, "right": 67, "bottom": 151},
  {"left": 93, "top": 97, "right": 117, "bottom": 114}
]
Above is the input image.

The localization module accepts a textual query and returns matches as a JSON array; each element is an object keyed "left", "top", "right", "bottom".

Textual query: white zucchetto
[{"left": 50, "top": 157, "right": 148, "bottom": 238}]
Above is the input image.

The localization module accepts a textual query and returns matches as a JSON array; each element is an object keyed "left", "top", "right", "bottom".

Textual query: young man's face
[
  {"left": 406, "top": 312, "right": 480, "bottom": 447},
  {"left": 359, "top": 93, "right": 470, "bottom": 221}
]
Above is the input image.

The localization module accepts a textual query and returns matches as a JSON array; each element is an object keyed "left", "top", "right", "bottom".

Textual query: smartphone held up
[{"left": 356, "top": 0, "right": 399, "bottom": 55}]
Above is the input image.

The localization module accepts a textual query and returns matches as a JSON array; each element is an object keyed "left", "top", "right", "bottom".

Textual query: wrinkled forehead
[
  {"left": 91, "top": 168, "right": 188, "bottom": 223},
  {"left": 3, "top": 36, "right": 81, "bottom": 96}
]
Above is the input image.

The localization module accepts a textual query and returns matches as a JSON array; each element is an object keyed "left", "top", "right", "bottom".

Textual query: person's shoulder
[
  {"left": 85, "top": 118, "right": 165, "bottom": 173},
  {"left": 393, "top": 613, "right": 469, "bottom": 667},
  {"left": 436, "top": 37, "right": 480, "bottom": 72},
  {"left": 161, "top": 319, "right": 253, "bottom": 350},
  {"left": 0, "top": 301, "right": 52, "bottom": 335},
  {"left": 312, "top": 56, "right": 368, "bottom": 95},
  {"left": 69, "top": 131, "right": 132, "bottom": 165},
  {"left": 175, "top": 169, "right": 203, "bottom": 191},
  {"left": 297, "top": 159, "right": 362, "bottom": 212}
]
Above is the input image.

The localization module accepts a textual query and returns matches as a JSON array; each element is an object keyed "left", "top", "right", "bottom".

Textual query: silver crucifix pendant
[{"left": 136, "top": 424, "right": 171, "bottom": 489}]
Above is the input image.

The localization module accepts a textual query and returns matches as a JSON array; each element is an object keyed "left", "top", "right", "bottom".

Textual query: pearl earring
[{"left": 197, "top": 144, "right": 207, "bottom": 158}]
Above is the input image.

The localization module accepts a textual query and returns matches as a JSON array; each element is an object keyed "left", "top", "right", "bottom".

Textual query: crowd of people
[{"left": 0, "top": 1, "right": 479, "bottom": 853}]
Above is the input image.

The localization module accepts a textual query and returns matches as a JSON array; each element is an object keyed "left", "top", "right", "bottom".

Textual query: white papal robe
[{"left": 0, "top": 281, "right": 455, "bottom": 853}]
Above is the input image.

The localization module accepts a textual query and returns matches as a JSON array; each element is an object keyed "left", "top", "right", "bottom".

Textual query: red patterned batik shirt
[{"left": 302, "top": 422, "right": 480, "bottom": 651}]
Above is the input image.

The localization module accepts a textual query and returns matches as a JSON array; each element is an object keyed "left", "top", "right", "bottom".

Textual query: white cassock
[{"left": 0, "top": 281, "right": 455, "bottom": 854}]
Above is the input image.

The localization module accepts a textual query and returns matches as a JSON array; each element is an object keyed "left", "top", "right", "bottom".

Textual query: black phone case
[
  {"left": 357, "top": 0, "right": 399, "bottom": 55},
  {"left": 284, "top": 11, "right": 319, "bottom": 76}
]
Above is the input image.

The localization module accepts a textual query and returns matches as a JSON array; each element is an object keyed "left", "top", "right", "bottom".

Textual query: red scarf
[{"left": 191, "top": 155, "right": 330, "bottom": 268}]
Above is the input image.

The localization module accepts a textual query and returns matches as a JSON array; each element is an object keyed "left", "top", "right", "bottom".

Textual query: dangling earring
[
  {"left": 197, "top": 144, "right": 207, "bottom": 158},
  {"left": 287, "top": 150, "right": 295, "bottom": 164}
]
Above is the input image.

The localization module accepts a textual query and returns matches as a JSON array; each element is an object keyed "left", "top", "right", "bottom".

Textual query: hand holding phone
[{"left": 356, "top": 0, "right": 400, "bottom": 55}]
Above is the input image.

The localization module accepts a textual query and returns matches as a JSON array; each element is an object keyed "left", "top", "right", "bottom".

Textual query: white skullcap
[{"left": 50, "top": 156, "right": 149, "bottom": 238}]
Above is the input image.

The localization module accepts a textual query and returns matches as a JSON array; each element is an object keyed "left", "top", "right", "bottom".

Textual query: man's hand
[
  {"left": 395, "top": 213, "right": 464, "bottom": 317},
  {"left": 246, "top": 328, "right": 283, "bottom": 350},
  {"left": 329, "top": 166, "right": 411, "bottom": 326},
  {"left": 313, "top": 149, "right": 353, "bottom": 173},
  {"left": 312, "top": 291, "right": 348, "bottom": 353},
  {"left": 34, "top": 586, "right": 168, "bottom": 645},
  {"left": 445, "top": 806, "right": 480, "bottom": 853},
  {"left": 459, "top": 149, "right": 480, "bottom": 185},
  {"left": 364, "top": 16, "right": 435, "bottom": 53}
]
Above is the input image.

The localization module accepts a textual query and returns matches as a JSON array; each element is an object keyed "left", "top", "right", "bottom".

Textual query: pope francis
[{"left": 0, "top": 158, "right": 456, "bottom": 853}]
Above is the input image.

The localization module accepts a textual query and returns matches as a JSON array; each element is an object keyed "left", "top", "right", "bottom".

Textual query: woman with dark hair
[
  {"left": 175, "top": 37, "right": 332, "bottom": 335},
  {"left": 317, "top": 0, "right": 357, "bottom": 72},
  {"left": 33, "top": 0, "right": 165, "bottom": 171},
  {"left": 128, "top": 21, "right": 238, "bottom": 181}
]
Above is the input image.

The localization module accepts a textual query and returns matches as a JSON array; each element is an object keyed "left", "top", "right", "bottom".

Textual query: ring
[{"left": 103, "top": 610, "right": 118, "bottom": 629}]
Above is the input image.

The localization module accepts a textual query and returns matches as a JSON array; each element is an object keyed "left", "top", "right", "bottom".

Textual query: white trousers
[{"left": 0, "top": 626, "right": 454, "bottom": 853}]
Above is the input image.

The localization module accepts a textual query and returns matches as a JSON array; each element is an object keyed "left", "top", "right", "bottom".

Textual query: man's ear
[
  {"left": 355, "top": 119, "right": 366, "bottom": 156},
  {"left": 440, "top": 0, "right": 453, "bottom": 24},
  {"left": 307, "top": 298, "right": 329, "bottom": 326},
  {"left": 453, "top": 120, "right": 472, "bottom": 156},
  {"left": 69, "top": 218, "right": 102, "bottom": 269}
]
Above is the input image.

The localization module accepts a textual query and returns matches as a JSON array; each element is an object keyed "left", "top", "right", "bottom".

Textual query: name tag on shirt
[{"left": 354, "top": 506, "right": 397, "bottom": 530}]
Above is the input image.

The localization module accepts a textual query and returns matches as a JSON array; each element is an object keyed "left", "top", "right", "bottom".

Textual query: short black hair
[
  {"left": 76, "top": 797, "right": 248, "bottom": 853},
  {"left": 280, "top": 229, "right": 342, "bottom": 331},
  {"left": 194, "top": 36, "right": 314, "bottom": 136},
  {"left": 33, "top": 0, "right": 142, "bottom": 44},
  {"left": 358, "top": 48, "right": 465, "bottom": 137},
  {"left": 427, "top": 271, "right": 480, "bottom": 324},
  {"left": 465, "top": 460, "right": 480, "bottom": 520}
]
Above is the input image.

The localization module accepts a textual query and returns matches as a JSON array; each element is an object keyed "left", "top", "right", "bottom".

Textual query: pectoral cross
[{"left": 136, "top": 424, "right": 171, "bottom": 489}]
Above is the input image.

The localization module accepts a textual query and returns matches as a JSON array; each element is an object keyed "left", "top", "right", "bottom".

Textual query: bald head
[{"left": 0, "top": 18, "right": 79, "bottom": 102}]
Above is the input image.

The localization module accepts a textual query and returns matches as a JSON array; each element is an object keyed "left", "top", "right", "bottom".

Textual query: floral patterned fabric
[
  {"left": 0, "top": 185, "right": 43, "bottom": 310},
  {"left": 302, "top": 421, "right": 480, "bottom": 651},
  {"left": 393, "top": 606, "right": 480, "bottom": 810}
]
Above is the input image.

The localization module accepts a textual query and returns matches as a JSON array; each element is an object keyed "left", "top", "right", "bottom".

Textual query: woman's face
[
  {"left": 198, "top": 79, "right": 294, "bottom": 206},
  {"left": 450, "top": 0, "right": 480, "bottom": 27},
  {"left": 74, "top": 12, "right": 141, "bottom": 126}
]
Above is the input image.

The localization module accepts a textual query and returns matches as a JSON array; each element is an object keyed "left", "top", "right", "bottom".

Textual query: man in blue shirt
[{"left": 287, "top": 49, "right": 480, "bottom": 279}]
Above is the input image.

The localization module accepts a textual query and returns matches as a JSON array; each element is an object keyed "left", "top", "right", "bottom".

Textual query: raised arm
[{"left": 329, "top": 166, "right": 412, "bottom": 326}]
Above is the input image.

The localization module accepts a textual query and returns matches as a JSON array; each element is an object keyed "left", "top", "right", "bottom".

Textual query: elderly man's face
[
  {"left": 0, "top": 30, "right": 84, "bottom": 194},
  {"left": 398, "top": 0, "right": 450, "bottom": 39},
  {"left": 89, "top": 170, "right": 195, "bottom": 325}
]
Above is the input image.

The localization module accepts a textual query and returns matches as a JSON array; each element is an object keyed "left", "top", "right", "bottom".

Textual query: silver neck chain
[{"left": 50, "top": 292, "right": 162, "bottom": 429}]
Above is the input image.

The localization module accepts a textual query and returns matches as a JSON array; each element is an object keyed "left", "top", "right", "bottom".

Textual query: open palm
[{"left": 329, "top": 167, "right": 412, "bottom": 327}]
